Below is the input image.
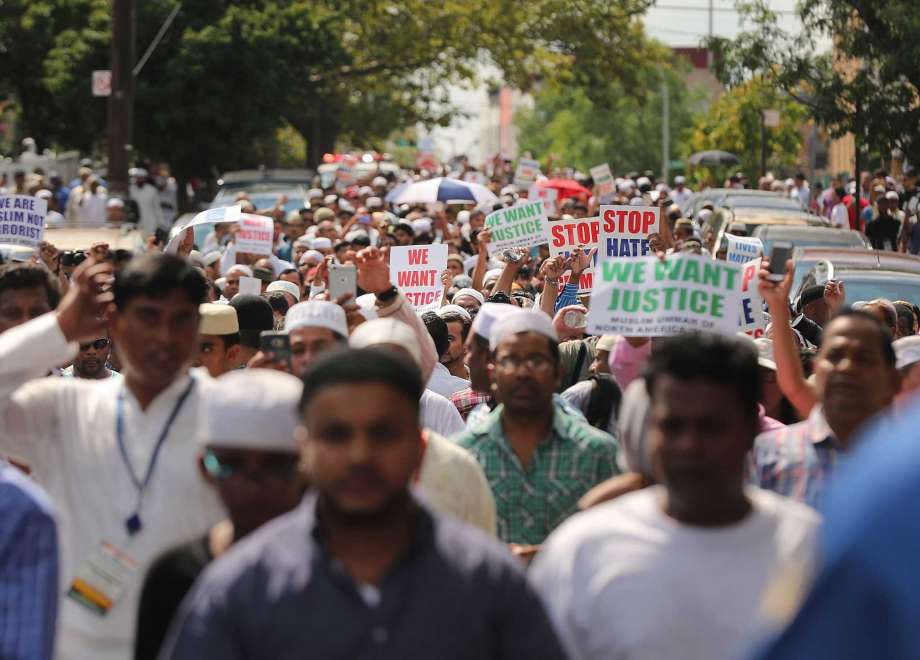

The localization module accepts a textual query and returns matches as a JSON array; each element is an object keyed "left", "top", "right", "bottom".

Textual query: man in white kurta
[{"left": 0, "top": 256, "right": 223, "bottom": 660}]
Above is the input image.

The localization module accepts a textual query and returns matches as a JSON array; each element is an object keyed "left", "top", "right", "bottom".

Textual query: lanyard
[{"left": 116, "top": 378, "right": 196, "bottom": 536}]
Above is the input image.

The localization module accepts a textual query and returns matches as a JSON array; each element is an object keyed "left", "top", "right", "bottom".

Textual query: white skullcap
[
  {"left": 895, "top": 336, "right": 920, "bottom": 370},
  {"left": 201, "top": 251, "right": 222, "bottom": 266},
  {"left": 323, "top": 194, "right": 338, "bottom": 205},
  {"left": 349, "top": 318, "right": 422, "bottom": 369},
  {"left": 354, "top": 293, "right": 378, "bottom": 321},
  {"left": 489, "top": 308, "right": 558, "bottom": 351},
  {"left": 311, "top": 237, "right": 333, "bottom": 250},
  {"left": 636, "top": 176, "right": 651, "bottom": 187},
  {"left": 617, "top": 180, "right": 633, "bottom": 193},
  {"left": 227, "top": 265, "right": 253, "bottom": 278},
  {"left": 453, "top": 288, "right": 485, "bottom": 306},
  {"left": 35, "top": 189, "right": 53, "bottom": 200},
  {"left": 339, "top": 201, "right": 354, "bottom": 214},
  {"left": 366, "top": 196, "right": 383, "bottom": 209},
  {"left": 437, "top": 304, "right": 471, "bottom": 323},
  {"left": 266, "top": 280, "right": 301, "bottom": 302},
  {"left": 188, "top": 251, "right": 205, "bottom": 267},
  {"left": 629, "top": 197, "right": 644, "bottom": 206},
  {"left": 307, "top": 188, "right": 324, "bottom": 200},
  {"left": 500, "top": 185, "right": 518, "bottom": 196},
  {"left": 358, "top": 185, "right": 373, "bottom": 196},
  {"left": 344, "top": 229, "right": 369, "bottom": 242},
  {"left": 134, "top": 168, "right": 149, "bottom": 177},
  {"left": 295, "top": 235, "right": 312, "bottom": 247},
  {"left": 198, "top": 369, "right": 302, "bottom": 452},
  {"left": 215, "top": 277, "right": 226, "bottom": 292},
  {"left": 674, "top": 176, "right": 686, "bottom": 184},
  {"left": 199, "top": 303, "right": 239, "bottom": 335},
  {"left": 107, "top": 197, "right": 125, "bottom": 208},
  {"left": 885, "top": 190, "right": 900, "bottom": 201},
  {"left": 300, "top": 250, "right": 324, "bottom": 266},
  {"left": 483, "top": 268, "right": 503, "bottom": 283},
  {"left": 284, "top": 300, "right": 347, "bottom": 337},
  {"left": 753, "top": 337, "right": 777, "bottom": 371},
  {"left": 697, "top": 208, "right": 713, "bottom": 222},
  {"left": 411, "top": 218, "right": 432, "bottom": 234},
  {"left": 471, "top": 302, "right": 519, "bottom": 339},
  {"left": 457, "top": 210, "right": 471, "bottom": 225},
  {"left": 372, "top": 176, "right": 388, "bottom": 187}
]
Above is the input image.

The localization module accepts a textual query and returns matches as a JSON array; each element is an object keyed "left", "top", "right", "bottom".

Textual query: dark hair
[
  {"left": 894, "top": 302, "right": 915, "bottom": 333},
  {"left": 0, "top": 263, "right": 61, "bottom": 309},
  {"left": 266, "top": 291, "right": 290, "bottom": 316},
  {"left": 834, "top": 186, "right": 846, "bottom": 198},
  {"left": 439, "top": 310, "right": 471, "bottom": 341},
  {"left": 826, "top": 308, "right": 896, "bottom": 368},
  {"left": 280, "top": 268, "right": 304, "bottom": 286},
  {"left": 421, "top": 312, "right": 449, "bottom": 358},
  {"left": 393, "top": 222, "right": 414, "bottom": 236},
  {"left": 487, "top": 292, "right": 513, "bottom": 305},
  {"left": 644, "top": 333, "right": 761, "bottom": 418},
  {"left": 113, "top": 253, "right": 207, "bottom": 310},
  {"left": 217, "top": 332, "right": 241, "bottom": 350},
  {"left": 300, "top": 347, "right": 423, "bottom": 417},
  {"left": 229, "top": 294, "right": 274, "bottom": 349}
]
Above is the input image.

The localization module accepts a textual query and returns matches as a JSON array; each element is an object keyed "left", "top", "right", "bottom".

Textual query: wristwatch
[{"left": 375, "top": 285, "right": 399, "bottom": 304}]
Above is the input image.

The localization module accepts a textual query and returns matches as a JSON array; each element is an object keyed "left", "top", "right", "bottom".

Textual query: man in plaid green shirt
[{"left": 455, "top": 310, "right": 620, "bottom": 547}]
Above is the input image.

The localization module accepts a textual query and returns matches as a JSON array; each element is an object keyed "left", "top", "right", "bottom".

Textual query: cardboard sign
[
  {"left": 0, "top": 195, "right": 46, "bottom": 248},
  {"left": 545, "top": 216, "right": 598, "bottom": 293},
  {"left": 738, "top": 258, "right": 766, "bottom": 337},
  {"left": 238, "top": 276, "right": 262, "bottom": 297},
  {"left": 587, "top": 253, "right": 743, "bottom": 337},
  {"left": 513, "top": 158, "right": 541, "bottom": 188},
  {"left": 726, "top": 235, "right": 764, "bottom": 265},
  {"left": 389, "top": 244, "right": 449, "bottom": 313},
  {"left": 463, "top": 171, "right": 489, "bottom": 186},
  {"left": 235, "top": 213, "right": 274, "bottom": 256},
  {"left": 590, "top": 163, "right": 616, "bottom": 201},
  {"left": 166, "top": 204, "right": 242, "bottom": 254},
  {"left": 528, "top": 185, "right": 558, "bottom": 216},
  {"left": 598, "top": 205, "right": 660, "bottom": 259},
  {"left": 484, "top": 201, "right": 548, "bottom": 254}
]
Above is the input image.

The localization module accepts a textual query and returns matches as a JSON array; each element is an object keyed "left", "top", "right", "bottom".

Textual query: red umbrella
[{"left": 534, "top": 178, "right": 592, "bottom": 202}]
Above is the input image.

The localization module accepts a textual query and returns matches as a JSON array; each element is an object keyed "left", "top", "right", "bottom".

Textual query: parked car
[
  {"left": 753, "top": 225, "right": 870, "bottom": 255},
  {"left": 211, "top": 169, "right": 314, "bottom": 214},
  {"left": 701, "top": 207, "right": 826, "bottom": 257},
  {"left": 791, "top": 249, "right": 920, "bottom": 306},
  {"left": 682, "top": 188, "right": 806, "bottom": 218}
]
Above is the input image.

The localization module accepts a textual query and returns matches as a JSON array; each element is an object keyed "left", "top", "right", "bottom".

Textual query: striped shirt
[
  {"left": 455, "top": 404, "right": 620, "bottom": 544},
  {"left": 0, "top": 462, "right": 58, "bottom": 660},
  {"left": 751, "top": 406, "right": 841, "bottom": 510}
]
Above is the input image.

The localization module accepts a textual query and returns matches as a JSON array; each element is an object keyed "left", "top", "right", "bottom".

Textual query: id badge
[{"left": 67, "top": 541, "right": 138, "bottom": 616}]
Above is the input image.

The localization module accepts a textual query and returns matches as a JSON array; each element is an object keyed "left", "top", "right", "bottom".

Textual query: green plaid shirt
[{"left": 455, "top": 403, "right": 620, "bottom": 545}]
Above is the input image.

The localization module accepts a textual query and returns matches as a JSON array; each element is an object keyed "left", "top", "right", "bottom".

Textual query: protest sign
[
  {"left": 166, "top": 205, "right": 242, "bottom": 253},
  {"left": 238, "top": 276, "right": 262, "bottom": 297},
  {"left": 463, "top": 171, "right": 489, "bottom": 186},
  {"left": 545, "top": 216, "right": 598, "bottom": 292},
  {"left": 598, "top": 205, "right": 660, "bottom": 259},
  {"left": 528, "top": 185, "right": 558, "bottom": 216},
  {"left": 484, "top": 200, "right": 547, "bottom": 254},
  {"left": 590, "top": 163, "right": 616, "bottom": 202},
  {"left": 513, "top": 158, "right": 541, "bottom": 188},
  {"left": 235, "top": 213, "right": 274, "bottom": 256},
  {"left": 390, "top": 244, "right": 448, "bottom": 313},
  {"left": 738, "top": 258, "right": 766, "bottom": 337},
  {"left": 726, "top": 235, "right": 764, "bottom": 264},
  {"left": 0, "top": 195, "right": 46, "bottom": 248},
  {"left": 587, "top": 253, "right": 743, "bottom": 337}
]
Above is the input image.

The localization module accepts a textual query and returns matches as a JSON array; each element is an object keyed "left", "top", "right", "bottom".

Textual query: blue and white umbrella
[{"left": 389, "top": 177, "right": 498, "bottom": 205}]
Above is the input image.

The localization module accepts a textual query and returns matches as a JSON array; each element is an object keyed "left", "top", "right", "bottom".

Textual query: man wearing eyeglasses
[
  {"left": 135, "top": 369, "right": 304, "bottom": 660},
  {"left": 62, "top": 335, "right": 120, "bottom": 380},
  {"left": 455, "top": 309, "right": 620, "bottom": 560}
]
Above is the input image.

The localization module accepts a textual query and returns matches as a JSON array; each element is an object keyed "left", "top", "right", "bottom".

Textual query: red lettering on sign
[{"left": 407, "top": 249, "right": 428, "bottom": 265}]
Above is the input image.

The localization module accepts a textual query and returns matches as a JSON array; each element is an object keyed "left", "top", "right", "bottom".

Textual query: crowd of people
[{"left": 3, "top": 159, "right": 920, "bottom": 660}]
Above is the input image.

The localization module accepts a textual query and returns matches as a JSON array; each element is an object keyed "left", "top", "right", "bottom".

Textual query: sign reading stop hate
[
  {"left": 545, "top": 216, "right": 599, "bottom": 292},
  {"left": 598, "top": 205, "right": 660, "bottom": 259}
]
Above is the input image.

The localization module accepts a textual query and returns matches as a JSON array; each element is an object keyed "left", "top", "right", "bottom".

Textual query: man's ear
[{"left": 226, "top": 344, "right": 241, "bottom": 364}]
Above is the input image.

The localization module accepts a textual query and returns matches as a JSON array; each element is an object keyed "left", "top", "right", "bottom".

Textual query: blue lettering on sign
[
  {"left": 605, "top": 238, "right": 651, "bottom": 258},
  {"left": 741, "top": 298, "right": 755, "bottom": 324}
]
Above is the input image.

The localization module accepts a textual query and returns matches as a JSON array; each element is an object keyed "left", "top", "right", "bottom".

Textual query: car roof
[
  {"left": 43, "top": 226, "right": 145, "bottom": 251},
  {"left": 793, "top": 248, "right": 920, "bottom": 273},
  {"left": 722, "top": 208, "right": 822, "bottom": 225}
]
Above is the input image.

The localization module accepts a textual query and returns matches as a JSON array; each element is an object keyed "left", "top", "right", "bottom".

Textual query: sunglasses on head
[{"left": 79, "top": 338, "right": 109, "bottom": 351}]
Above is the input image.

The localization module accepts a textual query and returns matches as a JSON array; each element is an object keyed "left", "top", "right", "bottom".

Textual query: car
[
  {"left": 682, "top": 188, "right": 806, "bottom": 218},
  {"left": 211, "top": 169, "right": 315, "bottom": 214},
  {"left": 791, "top": 249, "right": 920, "bottom": 306},
  {"left": 753, "top": 225, "right": 870, "bottom": 255},
  {"left": 701, "top": 207, "right": 826, "bottom": 257},
  {"left": 43, "top": 224, "right": 146, "bottom": 252}
]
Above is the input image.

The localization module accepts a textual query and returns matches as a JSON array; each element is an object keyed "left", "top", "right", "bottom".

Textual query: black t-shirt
[
  {"left": 135, "top": 535, "right": 213, "bottom": 660},
  {"left": 866, "top": 214, "right": 901, "bottom": 251}
]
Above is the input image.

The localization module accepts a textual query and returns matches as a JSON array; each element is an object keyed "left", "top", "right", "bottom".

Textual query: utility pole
[
  {"left": 707, "top": 0, "right": 714, "bottom": 68},
  {"left": 107, "top": 0, "right": 136, "bottom": 194},
  {"left": 661, "top": 81, "right": 670, "bottom": 183},
  {"left": 760, "top": 110, "right": 767, "bottom": 179}
]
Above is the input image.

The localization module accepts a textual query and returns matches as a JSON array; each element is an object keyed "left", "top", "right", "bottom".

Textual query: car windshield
[
  {"left": 724, "top": 196, "right": 803, "bottom": 211},
  {"left": 836, "top": 274, "right": 920, "bottom": 305},
  {"left": 758, "top": 230, "right": 867, "bottom": 255}
]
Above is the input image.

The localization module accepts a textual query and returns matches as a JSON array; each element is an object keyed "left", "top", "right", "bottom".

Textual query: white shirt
[
  {"left": 77, "top": 191, "right": 107, "bottom": 226},
  {"left": 530, "top": 486, "right": 820, "bottom": 660},
  {"left": 671, "top": 187, "right": 692, "bottom": 208},
  {"left": 831, "top": 202, "right": 850, "bottom": 229},
  {"left": 130, "top": 182, "right": 166, "bottom": 235},
  {"left": 0, "top": 314, "right": 223, "bottom": 660},
  {"left": 791, "top": 184, "right": 810, "bottom": 209},
  {"left": 420, "top": 388, "right": 464, "bottom": 438},
  {"left": 416, "top": 430, "right": 496, "bottom": 535},
  {"left": 426, "top": 362, "right": 470, "bottom": 399}
]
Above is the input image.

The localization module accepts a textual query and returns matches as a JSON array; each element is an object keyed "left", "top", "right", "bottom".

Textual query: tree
[
  {"left": 515, "top": 61, "right": 702, "bottom": 175},
  {"left": 707, "top": 0, "right": 920, "bottom": 167},
  {"left": 682, "top": 76, "right": 807, "bottom": 185}
]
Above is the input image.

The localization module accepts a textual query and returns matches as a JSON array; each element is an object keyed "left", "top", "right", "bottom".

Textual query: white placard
[
  {"left": 238, "top": 276, "right": 262, "bottom": 297},
  {"left": 389, "top": 244, "right": 449, "bottom": 313},
  {"left": 0, "top": 195, "right": 47, "bottom": 248},
  {"left": 545, "top": 216, "right": 598, "bottom": 292},
  {"left": 166, "top": 205, "right": 242, "bottom": 254},
  {"left": 598, "top": 205, "right": 660, "bottom": 259},
  {"left": 738, "top": 258, "right": 766, "bottom": 337},
  {"left": 726, "top": 235, "right": 764, "bottom": 265},
  {"left": 528, "top": 185, "right": 558, "bottom": 216},
  {"left": 513, "top": 158, "right": 541, "bottom": 188},
  {"left": 484, "top": 200, "right": 548, "bottom": 254},
  {"left": 235, "top": 213, "right": 274, "bottom": 256}
]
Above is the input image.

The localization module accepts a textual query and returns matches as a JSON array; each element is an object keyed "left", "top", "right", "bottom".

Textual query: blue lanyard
[{"left": 116, "top": 378, "right": 196, "bottom": 536}]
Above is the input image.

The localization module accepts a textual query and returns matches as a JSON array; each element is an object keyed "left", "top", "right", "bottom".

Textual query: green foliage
[
  {"left": 515, "top": 63, "right": 702, "bottom": 175},
  {"left": 707, "top": 0, "right": 920, "bottom": 165}
]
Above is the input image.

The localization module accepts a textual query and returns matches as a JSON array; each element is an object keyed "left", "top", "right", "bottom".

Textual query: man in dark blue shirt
[{"left": 161, "top": 348, "right": 566, "bottom": 660}]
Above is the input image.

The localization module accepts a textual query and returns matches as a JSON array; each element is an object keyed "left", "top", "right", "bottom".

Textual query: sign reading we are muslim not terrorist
[
  {"left": 587, "top": 253, "right": 743, "bottom": 337},
  {"left": 0, "top": 194, "right": 47, "bottom": 248}
]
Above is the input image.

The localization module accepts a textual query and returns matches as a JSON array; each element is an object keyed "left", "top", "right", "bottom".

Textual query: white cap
[
  {"left": 483, "top": 268, "right": 503, "bottom": 283},
  {"left": 437, "top": 304, "right": 471, "bottom": 323},
  {"left": 471, "top": 302, "right": 519, "bottom": 340},
  {"left": 35, "top": 189, "right": 53, "bottom": 200},
  {"left": 894, "top": 336, "right": 920, "bottom": 370},
  {"left": 885, "top": 190, "right": 900, "bottom": 201},
  {"left": 201, "top": 251, "right": 222, "bottom": 266},
  {"left": 754, "top": 338, "right": 777, "bottom": 370},
  {"left": 295, "top": 235, "right": 312, "bottom": 247},
  {"left": 311, "top": 237, "right": 333, "bottom": 250},
  {"left": 489, "top": 308, "right": 558, "bottom": 351},
  {"left": 266, "top": 280, "right": 301, "bottom": 302},
  {"left": 324, "top": 194, "right": 338, "bottom": 205},
  {"left": 411, "top": 218, "right": 432, "bottom": 234},
  {"left": 358, "top": 186, "right": 373, "bottom": 196},
  {"left": 500, "top": 185, "right": 518, "bottom": 196},
  {"left": 300, "top": 250, "right": 324, "bottom": 266},
  {"left": 307, "top": 188, "right": 324, "bottom": 200},
  {"left": 457, "top": 210, "right": 471, "bottom": 225},
  {"left": 697, "top": 208, "right": 713, "bottom": 222},
  {"left": 106, "top": 197, "right": 125, "bottom": 208},
  {"left": 349, "top": 318, "right": 422, "bottom": 369},
  {"left": 366, "top": 196, "right": 383, "bottom": 209},
  {"left": 199, "top": 303, "right": 239, "bottom": 335},
  {"left": 215, "top": 277, "right": 227, "bottom": 292},
  {"left": 198, "top": 369, "right": 302, "bottom": 452},
  {"left": 227, "top": 265, "right": 253, "bottom": 278},
  {"left": 133, "top": 168, "right": 149, "bottom": 178},
  {"left": 629, "top": 196, "right": 644, "bottom": 206},
  {"left": 674, "top": 176, "right": 686, "bottom": 184},
  {"left": 344, "top": 229, "right": 369, "bottom": 242},
  {"left": 453, "top": 288, "right": 485, "bottom": 306},
  {"left": 284, "top": 300, "right": 348, "bottom": 337},
  {"left": 636, "top": 176, "right": 651, "bottom": 187},
  {"left": 339, "top": 200, "right": 355, "bottom": 214},
  {"left": 354, "top": 293, "right": 378, "bottom": 321},
  {"left": 372, "top": 176, "right": 388, "bottom": 187}
]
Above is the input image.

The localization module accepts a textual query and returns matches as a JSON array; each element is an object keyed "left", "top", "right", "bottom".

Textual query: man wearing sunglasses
[
  {"left": 62, "top": 335, "right": 120, "bottom": 380},
  {"left": 135, "top": 369, "right": 304, "bottom": 660}
]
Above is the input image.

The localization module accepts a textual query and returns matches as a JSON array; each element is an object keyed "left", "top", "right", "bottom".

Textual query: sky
[{"left": 427, "top": 0, "right": 807, "bottom": 165}]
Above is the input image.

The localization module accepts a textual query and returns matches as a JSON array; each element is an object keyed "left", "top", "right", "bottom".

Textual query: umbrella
[
  {"left": 534, "top": 178, "right": 592, "bottom": 202},
  {"left": 390, "top": 177, "right": 498, "bottom": 205},
  {"left": 688, "top": 150, "right": 740, "bottom": 167}
]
